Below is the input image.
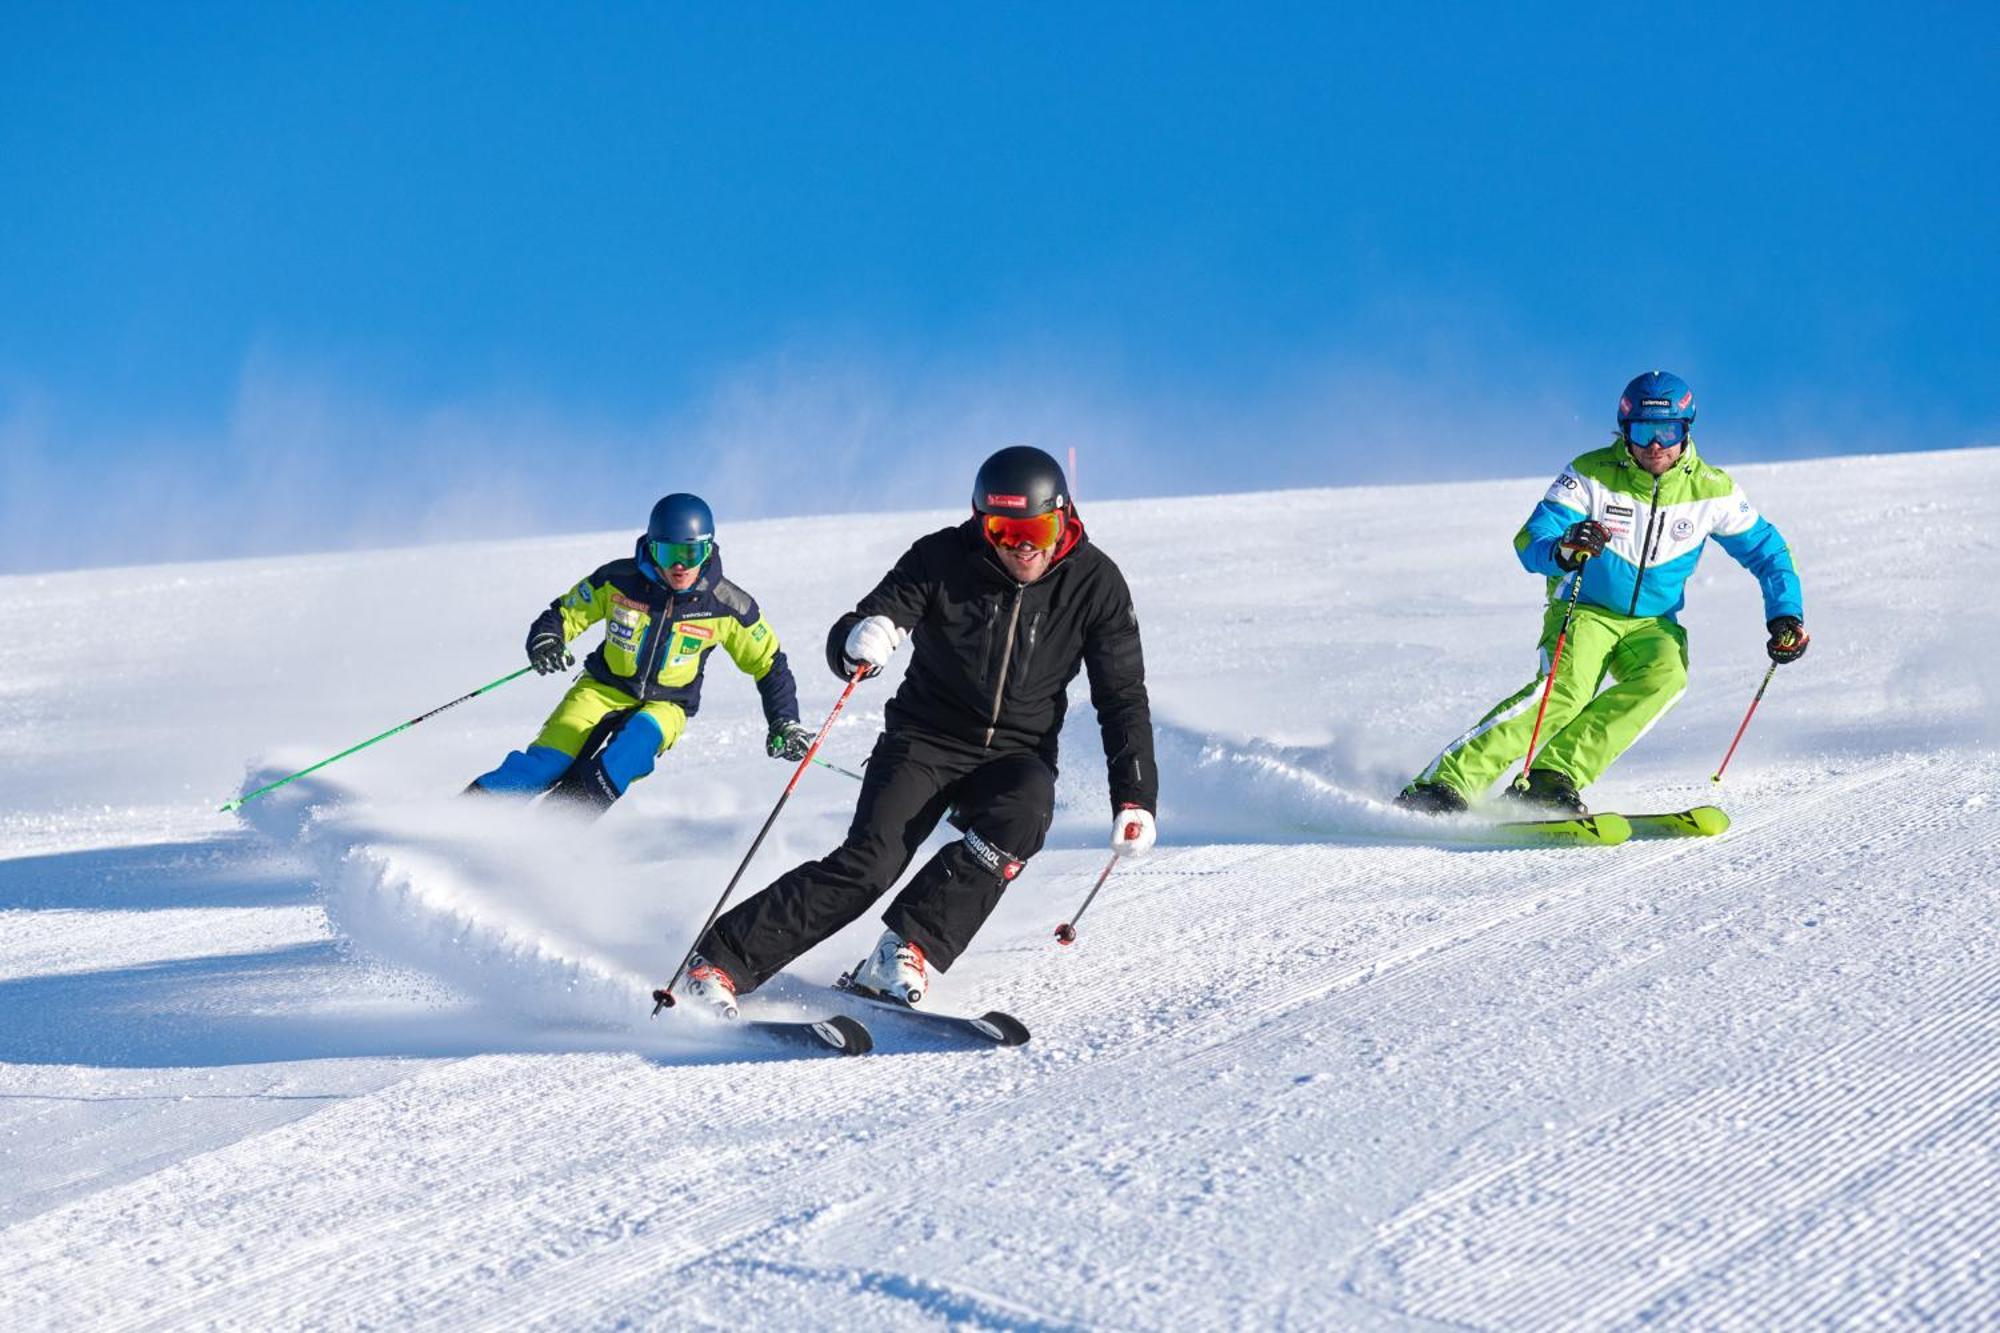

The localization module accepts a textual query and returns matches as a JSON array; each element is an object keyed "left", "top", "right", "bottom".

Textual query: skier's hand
[
  {"left": 1555, "top": 519, "right": 1610, "bottom": 572},
  {"left": 841, "top": 614, "right": 904, "bottom": 680},
  {"left": 1110, "top": 804, "right": 1156, "bottom": 858},
  {"left": 767, "top": 720, "right": 814, "bottom": 762},
  {"left": 1766, "top": 616, "right": 1810, "bottom": 664},
  {"left": 527, "top": 630, "right": 573, "bottom": 676}
]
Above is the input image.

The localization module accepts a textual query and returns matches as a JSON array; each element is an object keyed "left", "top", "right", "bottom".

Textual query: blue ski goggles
[
  {"left": 1624, "top": 419, "right": 1689, "bottom": 449},
  {"left": 650, "top": 537, "right": 713, "bottom": 571}
]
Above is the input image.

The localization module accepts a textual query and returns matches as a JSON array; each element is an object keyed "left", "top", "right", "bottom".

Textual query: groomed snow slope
[{"left": 2, "top": 447, "right": 1996, "bottom": 1330}]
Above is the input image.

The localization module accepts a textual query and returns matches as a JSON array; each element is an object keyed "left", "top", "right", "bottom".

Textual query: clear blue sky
[{"left": 2, "top": 2, "right": 1994, "bottom": 572}]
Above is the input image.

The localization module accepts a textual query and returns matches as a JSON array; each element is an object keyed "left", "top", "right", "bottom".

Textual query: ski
[
  {"left": 1621, "top": 805, "right": 1730, "bottom": 839},
  {"left": 652, "top": 984, "right": 875, "bottom": 1056},
  {"left": 833, "top": 973, "right": 1031, "bottom": 1047},
  {"left": 1479, "top": 812, "right": 1633, "bottom": 847},
  {"left": 745, "top": 1014, "right": 875, "bottom": 1056}
]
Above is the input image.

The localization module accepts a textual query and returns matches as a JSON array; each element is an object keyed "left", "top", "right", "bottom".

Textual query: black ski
[
  {"left": 652, "top": 983, "right": 875, "bottom": 1056},
  {"left": 747, "top": 1014, "right": 875, "bottom": 1056},
  {"left": 834, "top": 973, "right": 1031, "bottom": 1047}
]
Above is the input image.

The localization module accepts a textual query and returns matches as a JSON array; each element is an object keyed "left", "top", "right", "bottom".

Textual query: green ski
[
  {"left": 1482, "top": 812, "right": 1633, "bottom": 847},
  {"left": 1622, "top": 805, "right": 1730, "bottom": 839}
]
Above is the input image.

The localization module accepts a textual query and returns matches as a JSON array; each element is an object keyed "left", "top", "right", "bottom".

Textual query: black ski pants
[{"left": 701, "top": 727, "right": 1056, "bottom": 993}]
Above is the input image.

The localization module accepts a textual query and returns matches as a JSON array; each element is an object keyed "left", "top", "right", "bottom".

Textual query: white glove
[
  {"left": 842, "top": 614, "right": 904, "bottom": 679},
  {"left": 1110, "top": 805, "right": 1156, "bottom": 857}
]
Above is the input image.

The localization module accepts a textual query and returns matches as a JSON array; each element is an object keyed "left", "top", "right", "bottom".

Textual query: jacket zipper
[
  {"left": 983, "top": 587, "right": 1025, "bottom": 747},
  {"left": 1626, "top": 473, "right": 1664, "bottom": 617},
  {"left": 636, "top": 593, "right": 678, "bottom": 699}
]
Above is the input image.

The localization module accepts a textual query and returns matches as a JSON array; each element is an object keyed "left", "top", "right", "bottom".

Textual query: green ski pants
[{"left": 1413, "top": 603, "right": 1689, "bottom": 799}]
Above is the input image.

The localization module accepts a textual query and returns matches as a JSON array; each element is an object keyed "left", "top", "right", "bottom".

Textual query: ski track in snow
[{"left": 2, "top": 449, "right": 1997, "bottom": 1329}]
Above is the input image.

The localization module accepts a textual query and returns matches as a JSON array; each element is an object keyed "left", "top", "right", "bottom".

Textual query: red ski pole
[
  {"left": 1711, "top": 661, "right": 1778, "bottom": 784},
  {"left": 1055, "top": 849, "right": 1124, "bottom": 945},
  {"left": 653, "top": 668, "right": 866, "bottom": 1013},
  {"left": 1514, "top": 564, "right": 1588, "bottom": 791}
]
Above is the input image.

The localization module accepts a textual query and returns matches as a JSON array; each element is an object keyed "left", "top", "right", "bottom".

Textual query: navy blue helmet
[{"left": 645, "top": 493, "right": 716, "bottom": 572}]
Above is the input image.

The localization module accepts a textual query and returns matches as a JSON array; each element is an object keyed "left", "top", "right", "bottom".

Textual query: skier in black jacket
[{"left": 684, "top": 446, "right": 1158, "bottom": 1015}]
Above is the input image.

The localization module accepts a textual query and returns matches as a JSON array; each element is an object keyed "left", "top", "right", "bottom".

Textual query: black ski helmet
[
  {"left": 972, "top": 446, "right": 1070, "bottom": 519},
  {"left": 646, "top": 493, "right": 715, "bottom": 546}
]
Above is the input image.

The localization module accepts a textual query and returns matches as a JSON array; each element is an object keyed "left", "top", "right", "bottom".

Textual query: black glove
[
  {"left": 527, "top": 629, "right": 573, "bottom": 676},
  {"left": 1555, "top": 519, "right": 1610, "bottom": 572},
  {"left": 767, "top": 720, "right": 814, "bottom": 762},
  {"left": 1767, "top": 616, "right": 1810, "bottom": 664}
]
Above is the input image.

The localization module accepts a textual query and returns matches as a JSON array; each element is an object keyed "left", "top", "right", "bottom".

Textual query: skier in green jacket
[
  {"left": 1397, "top": 371, "right": 1809, "bottom": 817},
  {"left": 468, "top": 493, "right": 810, "bottom": 813}
]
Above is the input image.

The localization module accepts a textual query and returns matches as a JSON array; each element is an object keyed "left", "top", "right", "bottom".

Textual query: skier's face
[
  {"left": 1627, "top": 439, "right": 1684, "bottom": 476},
  {"left": 981, "top": 509, "right": 1064, "bottom": 583},
  {"left": 993, "top": 541, "right": 1053, "bottom": 583},
  {"left": 663, "top": 562, "right": 702, "bottom": 591}
]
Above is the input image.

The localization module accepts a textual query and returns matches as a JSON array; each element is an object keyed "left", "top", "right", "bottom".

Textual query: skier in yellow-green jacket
[
  {"left": 468, "top": 493, "right": 810, "bottom": 813},
  {"left": 1397, "top": 371, "right": 1809, "bottom": 817}
]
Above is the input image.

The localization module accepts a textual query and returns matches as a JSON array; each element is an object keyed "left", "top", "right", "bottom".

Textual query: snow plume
[
  {"left": 1161, "top": 726, "right": 1417, "bottom": 844},
  {"left": 1043, "top": 715, "right": 1418, "bottom": 848},
  {"left": 233, "top": 769, "right": 673, "bottom": 1041}
]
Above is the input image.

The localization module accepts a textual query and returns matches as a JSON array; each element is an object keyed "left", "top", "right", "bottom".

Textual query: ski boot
[
  {"left": 1394, "top": 782, "right": 1469, "bottom": 816},
  {"left": 850, "top": 930, "right": 929, "bottom": 1006},
  {"left": 681, "top": 955, "right": 741, "bottom": 1020},
  {"left": 1503, "top": 769, "right": 1588, "bottom": 816}
]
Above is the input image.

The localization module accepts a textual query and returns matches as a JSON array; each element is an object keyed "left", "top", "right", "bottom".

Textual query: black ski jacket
[{"left": 824, "top": 517, "right": 1156, "bottom": 814}]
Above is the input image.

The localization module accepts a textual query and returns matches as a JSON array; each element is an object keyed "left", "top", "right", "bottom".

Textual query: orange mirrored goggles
[{"left": 981, "top": 509, "right": 1065, "bottom": 552}]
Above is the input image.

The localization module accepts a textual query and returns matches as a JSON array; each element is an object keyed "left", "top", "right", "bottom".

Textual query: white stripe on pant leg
[
  {"left": 1416, "top": 675, "right": 1548, "bottom": 784},
  {"left": 1622, "top": 685, "right": 1686, "bottom": 752}
]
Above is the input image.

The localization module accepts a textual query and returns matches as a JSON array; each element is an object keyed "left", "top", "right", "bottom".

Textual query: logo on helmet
[{"left": 985, "top": 493, "right": 1029, "bottom": 509}]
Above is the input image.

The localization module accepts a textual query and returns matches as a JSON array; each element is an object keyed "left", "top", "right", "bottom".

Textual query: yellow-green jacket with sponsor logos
[{"left": 528, "top": 539, "right": 799, "bottom": 728}]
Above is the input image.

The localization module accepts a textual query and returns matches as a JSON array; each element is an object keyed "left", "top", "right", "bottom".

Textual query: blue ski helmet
[
  {"left": 645, "top": 493, "right": 715, "bottom": 572},
  {"left": 1617, "top": 371, "right": 1697, "bottom": 428}
]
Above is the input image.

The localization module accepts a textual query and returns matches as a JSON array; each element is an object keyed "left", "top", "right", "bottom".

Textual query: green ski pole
[
  {"left": 811, "top": 756, "right": 866, "bottom": 782},
  {"left": 221, "top": 666, "right": 536, "bottom": 812}
]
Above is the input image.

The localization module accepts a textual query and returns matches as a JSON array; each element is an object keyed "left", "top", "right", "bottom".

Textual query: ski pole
[
  {"left": 812, "top": 756, "right": 866, "bottom": 782},
  {"left": 220, "top": 666, "right": 536, "bottom": 812},
  {"left": 1711, "top": 660, "right": 1779, "bottom": 784},
  {"left": 654, "top": 667, "right": 866, "bottom": 1013},
  {"left": 1514, "top": 563, "right": 1589, "bottom": 791},
  {"left": 1054, "top": 852, "right": 1122, "bottom": 945}
]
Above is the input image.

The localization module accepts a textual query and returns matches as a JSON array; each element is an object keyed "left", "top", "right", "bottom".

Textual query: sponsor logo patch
[
  {"left": 1671, "top": 517, "right": 1696, "bottom": 540},
  {"left": 1606, "top": 504, "right": 1634, "bottom": 517},
  {"left": 1558, "top": 475, "right": 1579, "bottom": 491},
  {"left": 963, "top": 828, "right": 1024, "bottom": 881},
  {"left": 677, "top": 622, "right": 715, "bottom": 641},
  {"left": 985, "top": 493, "right": 1028, "bottom": 509}
]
